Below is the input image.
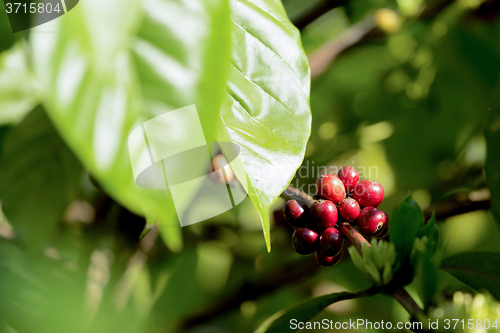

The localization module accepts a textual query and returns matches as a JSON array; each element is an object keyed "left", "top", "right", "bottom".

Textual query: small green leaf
[
  {"left": 254, "top": 288, "right": 376, "bottom": 333},
  {"left": 417, "top": 213, "right": 439, "bottom": 255},
  {"left": 373, "top": 242, "right": 385, "bottom": 268},
  {"left": 389, "top": 194, "right": 424, "bottom": 259},
  {"left": 217, "top": 0, "right": 312, "bottom": 251},
  {"left": 441, "top": 252, "right": 500, "bottom": 301},
  {"left": 348, "top": 246, "right": 364, "bottom": 269},
  {"left": 349, "top": 240, "right": 396, "bottom": 287},
  {"left": 361, "top": 242, "right": 372, "bottom": 260},
  {"left": 382, "top": 262, "right": 392, "bottom": 285},
  {"left": 0, "top": 107, "right": 83, "bottom": 248},
  {"left": 365, "top": 261, "right": 382, "bottom": 285}
]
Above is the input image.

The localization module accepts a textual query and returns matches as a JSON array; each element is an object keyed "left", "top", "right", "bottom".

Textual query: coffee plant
[{"left": 0, "top": 0, "right": 499, "bottom": 332}]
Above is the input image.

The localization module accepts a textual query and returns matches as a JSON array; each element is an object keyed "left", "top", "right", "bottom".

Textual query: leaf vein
[
  {"left": 229, "top": 63, "right": 299, "bottom": 119},
  {"left": 226, "top": 92, "right": 286, "bottom": 143},
  {"left": 230, "top": 19, "right": 307, "bottom": 95}
]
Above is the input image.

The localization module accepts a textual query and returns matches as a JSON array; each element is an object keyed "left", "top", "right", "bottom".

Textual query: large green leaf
[
  {"left": 0, "top": 107, "right": 83, "bottom": 248},
  {"left": 389, "top": 194, "right": 424, "bottom": 259},
  {"left": 30, "top": 0, "right": 231, "bottom": 251},
  {"left": 254, "top": 288, "right": 376, "bottom": 333},
  {"left": 441, "top": 252, "right": 500, "bottom": 301},
  {"left": 217, "top": 0, "right": 311, "bottom": 251}
]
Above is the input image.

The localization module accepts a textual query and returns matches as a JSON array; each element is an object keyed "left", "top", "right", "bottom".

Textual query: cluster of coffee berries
[{"left": 282, "top": 166, "right": 388, "bottom": 267}]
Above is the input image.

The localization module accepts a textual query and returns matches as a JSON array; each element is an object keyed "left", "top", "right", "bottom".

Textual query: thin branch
[
  {"left": 308, "top": 15, "right": 378, "bottom": 81},
  {"left": 292, "top": 0, "right": 348, "bottom": 31},
  {"left": 424, "top": 188, "right": 491, "bottom": 220},
  {"left": 390, "top": 287, "right": 424, "bottom": 319},
  {"left": 282, "top": 185, "right": 315, "bottom": 205}
]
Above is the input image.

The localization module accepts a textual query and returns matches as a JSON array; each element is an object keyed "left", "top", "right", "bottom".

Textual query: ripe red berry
[
  {"left": 351, "top": 180, "right": 385, "bottom": 208},
  {"left": 356, "top": 207, "right": 387, "bottom": 236},
  {"left": 338, "top": 197, "right": 360, "bottom": 221},
  {"left": 292, "top": 228, "right": 320, "bottom": 255},
  {"left": 316, "top": 174, "right": 345, "bottom": 204},
  {"left": 337, "top": 166, "right": 360, "bottom": 194},
  {"left": 315, "top": 249, "right": 343, "bottom": 267},
  {"left": 282, "top": 200, "right": 310, "bottom": 228},
  {"left": 310, "top": 200, "right": 338, "bottom": 228},
  {"left": 319, "top": 228, "right": 343, "bottom": 256}
]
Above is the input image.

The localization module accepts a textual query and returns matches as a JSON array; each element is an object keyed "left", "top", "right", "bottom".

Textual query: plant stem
[
  {"left": 338, "top": 222, "right": 370, "bottom": 254},
  {"left": 281, "top": 185, "right": 315, "bottom": 205},
  {"left": 391, "top": 287, "right": 424, "bottom": 318},
  {"left": 424, "top": 188, "right": 490, "bottom": 220},
  {"left": 308, "top": 15, "right": 378, "bottom": 81}
]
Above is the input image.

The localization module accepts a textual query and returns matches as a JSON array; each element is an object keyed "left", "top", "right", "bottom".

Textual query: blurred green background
[{"left": 1, "top": 0, "right": 500, "bottom": 332}]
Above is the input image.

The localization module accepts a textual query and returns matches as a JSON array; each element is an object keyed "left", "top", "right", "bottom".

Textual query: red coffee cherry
[
  {"left": 351, "top": 180, "right": 385, "bottom": 208},
  {"left": 310, "top": 200, "right": 338, "bottom": 228},
  {"left": 356, "top": 207, "right": 387, "bottom": 236},
  {"left": 337, "top": 166, "right": 360, "bottom": 194},
  {"left": 282, "top": 200, "right": 310, "bottom": 228},
  {"left": 338, "top": 197, "right": 360, "bottom": 221},
  {"left": 319, "top": 228, "right": 343, "bottom": 256},
  {"left": 292, "top": 228, "right": 320, "bottom": 255},
  {"left": 315, "top": 249, "right": 343, "bottom": 267},
  {"left": 316, "top": 174, "right": 346, "bottom": 204}
]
